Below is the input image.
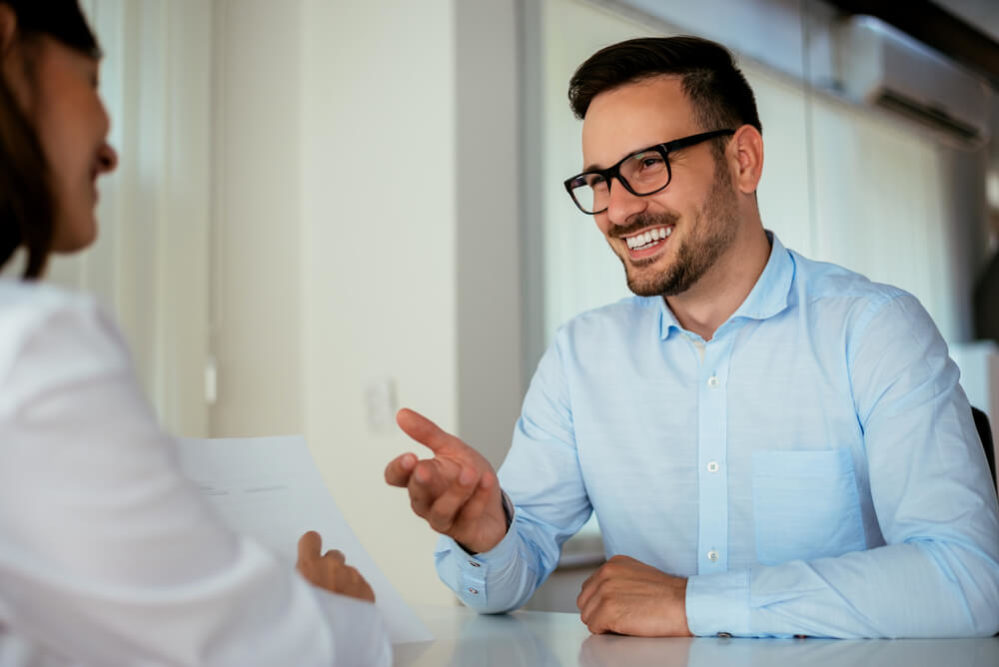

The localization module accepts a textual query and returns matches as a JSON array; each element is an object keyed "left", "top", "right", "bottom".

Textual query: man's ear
[{"left": 729, "top": 125, "right": 764, "bottom": 195}]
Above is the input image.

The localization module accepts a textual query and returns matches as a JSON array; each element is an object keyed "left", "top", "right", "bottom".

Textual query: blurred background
[{"left": 23, "top": 0, "right": 999, "bottom": 610}]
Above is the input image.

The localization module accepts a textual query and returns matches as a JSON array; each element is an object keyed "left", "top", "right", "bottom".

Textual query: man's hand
[
  {"left": 296, "top": 531, "right": 375, "bottom": 603},
  {"left": 385, "top": 408, "right": 507, "bottom": 554},
  {"left": 577, "top": 555, "right": 692, "bottom": 636}
]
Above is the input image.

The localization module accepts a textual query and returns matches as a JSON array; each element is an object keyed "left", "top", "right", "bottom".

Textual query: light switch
[{"left": 365, "top": 377, "right": 397, "bottom": 434}]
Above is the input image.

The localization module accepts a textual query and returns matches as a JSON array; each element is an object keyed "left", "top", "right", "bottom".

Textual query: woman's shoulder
[
  {"left": 0, "top": 279, "right": 128, "bottom": 407},
  {"left": 0, "top": 277, "right": 98, "bottom": 314},
  {"left": 0, "top": 278, "right": 107, "bottom": 345}
]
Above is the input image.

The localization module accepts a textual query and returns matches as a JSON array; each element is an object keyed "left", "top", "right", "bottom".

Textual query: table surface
[{"left": 393, "top": 605, "right": 999, "bottom": 667}]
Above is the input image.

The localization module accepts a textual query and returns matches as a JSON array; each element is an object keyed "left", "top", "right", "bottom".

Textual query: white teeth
[{"left": 625, "top": 226, "right": 673, "bottom": 250}]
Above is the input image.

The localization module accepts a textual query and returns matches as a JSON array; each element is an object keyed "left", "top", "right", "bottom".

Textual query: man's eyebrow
[{"left": 582, "top": 143, "right": 662, "bottom": 174}]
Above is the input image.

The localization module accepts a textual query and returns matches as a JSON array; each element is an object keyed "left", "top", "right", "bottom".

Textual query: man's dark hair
[
  {"left": 568, "top": 36, "right": 762, "bottom": 143},
  {"left": 0, "top": 0, "right": 100, "bottom": 279}
]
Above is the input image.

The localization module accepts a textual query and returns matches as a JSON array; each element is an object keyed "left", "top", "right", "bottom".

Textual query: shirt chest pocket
[{"left": 752, "top": 448, "right": 867, "bottom": 566}]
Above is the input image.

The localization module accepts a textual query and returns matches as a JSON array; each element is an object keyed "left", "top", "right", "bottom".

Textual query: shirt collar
[{"left": 657, "top": 230, "right": 794, "bottom": 340}]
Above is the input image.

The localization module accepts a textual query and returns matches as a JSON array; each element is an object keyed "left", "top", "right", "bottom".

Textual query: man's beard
[{"left": 617, "top": 160, "right": 739, "bottom": 297}]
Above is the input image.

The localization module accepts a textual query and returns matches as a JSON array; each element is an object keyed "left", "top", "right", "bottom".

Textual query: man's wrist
[
  {"left": 678, "top": 577, "right": 692, "bottom": 637},
  {"left": 456, "top": 490, "right": 514, "bottom": 555}
]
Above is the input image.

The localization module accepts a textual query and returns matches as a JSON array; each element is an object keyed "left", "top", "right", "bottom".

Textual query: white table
[{"left": 394, "top": 605, "right": 999, "bottom": 666}]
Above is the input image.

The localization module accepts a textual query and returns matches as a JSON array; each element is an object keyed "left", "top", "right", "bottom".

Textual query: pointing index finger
[{"left": 396, "top": 408, "right": 462, "bottom": 454}]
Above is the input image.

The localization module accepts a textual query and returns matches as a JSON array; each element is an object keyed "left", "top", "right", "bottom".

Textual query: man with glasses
[{"left": 386, "top": 36, "right": 999, "bottom": 638}]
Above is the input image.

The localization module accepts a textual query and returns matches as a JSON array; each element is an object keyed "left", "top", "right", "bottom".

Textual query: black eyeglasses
[{"left": 563, "top": 129, "right": 735, "bottom": 215}]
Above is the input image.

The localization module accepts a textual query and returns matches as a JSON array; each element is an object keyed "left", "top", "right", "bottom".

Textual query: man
[{"left": 385, "top": 36, "right": 999, "bottom": 638}]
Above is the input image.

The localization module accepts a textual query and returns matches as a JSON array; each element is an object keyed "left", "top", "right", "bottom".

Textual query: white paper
[{"left": 176, "top": 435, "right": 432, "bottom": 644}]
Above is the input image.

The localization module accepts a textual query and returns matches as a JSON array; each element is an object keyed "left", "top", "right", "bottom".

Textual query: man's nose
[{"left": 605, "top": 178, "right": 647, "bottom": 227}]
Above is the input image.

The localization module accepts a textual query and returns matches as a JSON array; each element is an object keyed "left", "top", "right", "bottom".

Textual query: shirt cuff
[
  {"left": 685, "top": 568, "right": 752, "bottom": 637},
  {"left": 437, "top": 494, "right": 521, "bottom": 608}
]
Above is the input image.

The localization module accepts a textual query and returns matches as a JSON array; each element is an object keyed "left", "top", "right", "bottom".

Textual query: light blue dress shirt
[{"left": 435, "top": 232, "right": 999, "bottom": 638}]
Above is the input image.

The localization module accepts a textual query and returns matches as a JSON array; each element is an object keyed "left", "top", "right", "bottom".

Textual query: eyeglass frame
[{"left": 563, "top": 129, "right": 736, "bottom": 215}]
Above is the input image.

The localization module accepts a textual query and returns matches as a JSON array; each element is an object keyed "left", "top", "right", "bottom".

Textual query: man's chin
[
  {"left": 621, "top": 256, "right": 676, "bottom": 297},
  {"left": 625, "top": 270, "right": 671, "bottom": 298}
]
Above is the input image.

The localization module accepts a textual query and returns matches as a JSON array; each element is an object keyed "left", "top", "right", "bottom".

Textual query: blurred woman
[{"left": 0, "top": 1, "right": 390, "bottom": 664}]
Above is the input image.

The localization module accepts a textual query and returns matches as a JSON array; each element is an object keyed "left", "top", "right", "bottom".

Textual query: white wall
[
  {"left": 212, "top": 0, "right": 523, "bottom": 606},
  {"left": 298, "top": 0, "right": 459, "bottom": 606},
  {"left": 210, "top": 0, "right": 305, "bottom": 437}
]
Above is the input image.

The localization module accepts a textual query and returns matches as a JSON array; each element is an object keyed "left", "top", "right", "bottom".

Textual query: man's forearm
[{"left": 687, "top": 540, "right": 999, "bottom": 638}]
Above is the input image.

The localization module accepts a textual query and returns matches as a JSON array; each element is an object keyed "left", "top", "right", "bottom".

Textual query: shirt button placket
[{"left": 697, "top": 339, "right": 730, "bottom": 574}]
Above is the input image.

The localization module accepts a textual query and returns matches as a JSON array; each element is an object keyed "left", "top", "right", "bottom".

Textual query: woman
[{"left": 0, "top": 1, "right": 390, "bottom": 664}]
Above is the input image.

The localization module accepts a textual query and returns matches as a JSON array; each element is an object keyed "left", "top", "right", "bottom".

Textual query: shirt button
[
  {"left": 707, "top": 376, "right": 720, "bottom": 388},
  {"left": 707, "top": 550, "right": 719, "bottom": 562},
  {"left": 467, "top": 587, "right": 479, "bottom": 595},
  {"left": 469, "top": 561, "right": 480, "bottom": 567},
  {"left": 706, "top": 461, "right": 720, "bottom": 473}
]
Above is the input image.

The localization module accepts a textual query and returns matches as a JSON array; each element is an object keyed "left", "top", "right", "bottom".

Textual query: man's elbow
[
  {"left": 455, "top": 588, "right": 527, "bottom": 615},
  {"left": 969, "top": 591, "right": 999, "bottom": 637}
]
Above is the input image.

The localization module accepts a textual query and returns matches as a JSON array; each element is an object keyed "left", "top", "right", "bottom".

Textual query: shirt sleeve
[
  {"left": 686, "top": 293, "right": 999, "bottom": 638},
  {"left": 434, "top": 331, "right": 593, "bottom": 613},
  {"left": 0, "top": 297, "right": 391, "bottom": 666}
]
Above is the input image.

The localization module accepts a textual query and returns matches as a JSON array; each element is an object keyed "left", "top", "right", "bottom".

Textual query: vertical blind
[{"left": 45, "top": 0, "right": 213, "bottom": 436}]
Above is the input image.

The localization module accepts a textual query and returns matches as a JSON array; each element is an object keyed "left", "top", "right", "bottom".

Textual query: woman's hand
[{"left": 296, "top": 531, "right": 375, "bottom": 603}]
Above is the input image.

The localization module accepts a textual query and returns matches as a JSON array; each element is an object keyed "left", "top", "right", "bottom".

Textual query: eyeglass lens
[{"left": 571, "top": 149, "right": 670, "bottom": 213}]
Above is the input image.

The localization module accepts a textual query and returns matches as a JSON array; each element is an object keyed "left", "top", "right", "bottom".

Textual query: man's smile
[{"left": 620, "top": 224, "right": 674, "bottom": 260}]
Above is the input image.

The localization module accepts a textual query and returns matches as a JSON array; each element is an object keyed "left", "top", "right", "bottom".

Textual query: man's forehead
[{"left": 580, "top": 75, "right": 695, "bottom": 166}]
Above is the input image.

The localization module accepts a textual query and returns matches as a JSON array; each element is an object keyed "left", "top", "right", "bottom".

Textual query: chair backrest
[{"left": 971, "top": 407, "right": 996, "bottom": 489}]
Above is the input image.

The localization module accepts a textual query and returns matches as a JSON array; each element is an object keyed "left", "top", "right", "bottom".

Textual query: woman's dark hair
[
  {"left": 568, "top": 36, "right": 762, "bottom": 150},
  {"left": 0, "top": 0, "right": 100, "bottom": 279}
]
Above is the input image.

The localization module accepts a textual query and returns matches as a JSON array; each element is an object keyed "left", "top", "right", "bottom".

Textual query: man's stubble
[{"left": 620, "top": 157, "right": 739, "bottom": 298}]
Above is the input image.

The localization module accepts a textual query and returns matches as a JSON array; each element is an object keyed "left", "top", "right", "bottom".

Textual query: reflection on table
[{"left": 394, "top": 605, "right": 999, "bottom": 667}]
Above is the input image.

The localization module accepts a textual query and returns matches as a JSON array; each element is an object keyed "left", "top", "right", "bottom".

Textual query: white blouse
[{"left": 0, "top": 280, "right": 391, "bottom": 666}]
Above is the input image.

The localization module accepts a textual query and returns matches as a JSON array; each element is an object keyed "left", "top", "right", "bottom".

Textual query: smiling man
[{"left": 386, "top": 36, "right": 999, "bottom": 638}]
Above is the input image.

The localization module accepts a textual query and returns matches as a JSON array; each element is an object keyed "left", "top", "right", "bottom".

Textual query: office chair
[{"left": 971, "top": 406, "right": 996, "bottom": 489}]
